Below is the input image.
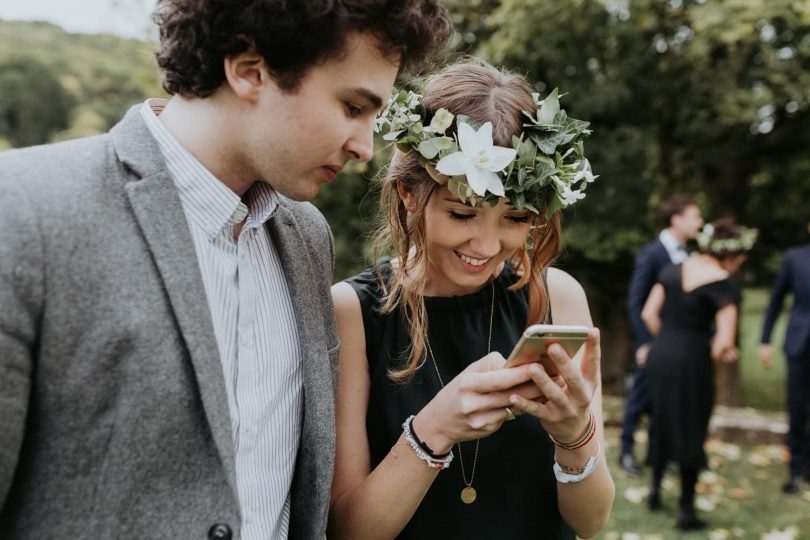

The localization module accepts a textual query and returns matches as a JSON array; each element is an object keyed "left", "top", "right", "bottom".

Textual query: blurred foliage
[
  {"left": 0, "top": 56, "right": 73, "bottom": 146},
  {"left": 2, "top": 6, "right": 809, "bottom": 392},
  {"left": 436, "top": 0, "right": 810, "bottom": 388},
  {"left": 0, "top": 19, "right": 164, "bottom": 143}
]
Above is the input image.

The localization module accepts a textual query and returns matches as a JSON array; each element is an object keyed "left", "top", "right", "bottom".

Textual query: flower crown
[
  {"left": 374, "top": 87, "right": 597, "bottom": 217},
  {"left": 696, "top": 224, "right": 758, "bottom": 254}
]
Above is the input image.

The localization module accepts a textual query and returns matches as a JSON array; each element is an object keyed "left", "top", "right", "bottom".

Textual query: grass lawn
[
  {"left": 599, "top": 425, "right": 809, "bottom": 539},
  {"left": 598, "top": 288, "right": 804, "bottom": 538},
  {"left": 738, "top": 288, "right": 789, "bottom": 412}
]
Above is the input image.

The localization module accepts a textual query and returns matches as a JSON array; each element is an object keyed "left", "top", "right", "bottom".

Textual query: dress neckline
[
  {"left": 678, "top": 264, "right": 729, "bottom": 294},
  {"left": 376, "top": 257, "right": 517, "bottom": 311}
]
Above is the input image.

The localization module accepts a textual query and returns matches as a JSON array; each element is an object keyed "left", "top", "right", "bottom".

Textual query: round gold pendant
[{"left": 460, "top": 486, "right": 477, "bottom": 504}]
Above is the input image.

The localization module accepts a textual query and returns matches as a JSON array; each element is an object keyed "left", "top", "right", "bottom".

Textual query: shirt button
[{"left": 208, "top": 524, "right": 232, "bottom": 540}]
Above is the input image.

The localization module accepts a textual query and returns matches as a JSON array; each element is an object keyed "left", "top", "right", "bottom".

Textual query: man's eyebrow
[{"left": 350, "top": 88, "right": 384, "bottom": 110}]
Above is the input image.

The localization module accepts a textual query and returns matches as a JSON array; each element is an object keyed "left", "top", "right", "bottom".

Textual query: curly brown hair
[{"left": 153, "top": 0, "right": 454, "bottom": 98}]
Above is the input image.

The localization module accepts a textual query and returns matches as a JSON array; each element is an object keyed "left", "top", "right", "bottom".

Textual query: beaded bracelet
[
  {"left": 402, "top": 415, "right": 454, "bottom": 469},
  {"left": 548, "top": 409, "right": 596, "bottom": 450},
  {"left": 553, "top": 443, "right": 601, "bottom": 484}
]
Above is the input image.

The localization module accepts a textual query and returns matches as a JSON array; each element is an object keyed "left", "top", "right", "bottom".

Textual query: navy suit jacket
[
  {"left": 627, "top": 239, "right": 674, "bottom": 350},
  {"left": 761, "top": 243, "right": 810, "bottom": 358}
]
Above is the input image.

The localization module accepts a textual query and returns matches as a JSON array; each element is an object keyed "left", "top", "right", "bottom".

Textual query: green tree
[
  {"left": 445, "top": 0, "right": 810, "bottom": 392},
  {"left": 0, "top": 56, "right": 74, "bottom": 147}
]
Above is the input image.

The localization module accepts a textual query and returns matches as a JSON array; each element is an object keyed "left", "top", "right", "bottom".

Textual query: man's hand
[
  {"left": 635, "top": 344, "right": 650, "bottom": 368},
  {"left": 758, "top": 344, "right": 774, "bottom": 368}
]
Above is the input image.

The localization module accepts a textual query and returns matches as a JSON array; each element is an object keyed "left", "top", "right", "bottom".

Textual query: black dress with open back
[
  {"left": 646, "top": 263, "right": 741, "bottom": 469},
  {"left": 346, "top": 258, "right": 574, "bottom": 539}
]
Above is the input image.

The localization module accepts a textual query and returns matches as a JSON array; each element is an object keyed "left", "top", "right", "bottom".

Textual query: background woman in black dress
[
  {"left": 327, "top": 62, "right": 614, "bottom": 539},
  {"left": 641, "top": 218, "right": 756, "bottom": 531}
]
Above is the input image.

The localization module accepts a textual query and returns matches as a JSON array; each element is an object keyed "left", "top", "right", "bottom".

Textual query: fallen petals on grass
[
  {"left": 696, "top": 495, "right": 718, "bottom": 512},
  {"left": 707, "top": 440, "right": 742, "bottom": 461},
  {"left": 748, "top": 445, "right": 789, "bottom": 467},
  {"left": 760, "top": 526, "right": 799, "bottom": 540},
  {"left": 728, "top": 487, "right": 753, "bottom": 500},
  {"left": 709, "top": 529, "right": 731, "bottom": 540},
  {"left": 748, "top": 452, "right": 772, "bottom": 467},
  {"left": 624, "top": 486, "right": 647, "bottom": 504}
]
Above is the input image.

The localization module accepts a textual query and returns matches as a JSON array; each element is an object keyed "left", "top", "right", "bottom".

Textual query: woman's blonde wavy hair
[{"left": 371, "top": 61, "right": 564, "bottom": 382}]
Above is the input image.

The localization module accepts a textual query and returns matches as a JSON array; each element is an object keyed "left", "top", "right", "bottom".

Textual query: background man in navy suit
[
  {"left": 619, "top": 196, "right": 704, "bottom": 475},
  {"left": 759, "top": 223, "right": 810, "bottom": 494}
]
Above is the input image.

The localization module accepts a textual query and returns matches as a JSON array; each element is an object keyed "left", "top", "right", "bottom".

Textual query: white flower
[
  {"left": 424, "top": 108, "right": 454, "bottom": 134},
  {"left": 573, "top": 159, "right": 598, "bottom": 183},
  {"left": 382, "top": 130, "right": 403, "bottom": 141},
  {"left": 436, "top": 121, "right": 516, "bottom": 197},
  {"left": 552, "top": 176, "right": 586, "bottom": 206}
]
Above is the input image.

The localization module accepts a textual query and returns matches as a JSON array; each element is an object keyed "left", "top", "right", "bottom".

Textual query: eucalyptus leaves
[
  {"left": 374, "top": 87, "right": 598, "bottom": 217},
  {"left": 696, "top": 224, "right": 758, "bottom": 254}
]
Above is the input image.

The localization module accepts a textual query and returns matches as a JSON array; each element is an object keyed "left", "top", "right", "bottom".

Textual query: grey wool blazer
[{"left": 0, "top": 106, "right": 339, "bottom": 539}]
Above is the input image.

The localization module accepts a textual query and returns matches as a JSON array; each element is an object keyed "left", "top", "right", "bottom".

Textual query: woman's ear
[
  {"left": 223, "top": 49, "right": 268, "bottom": 103},
  {"left": 396, "top": 182, "right": 417, "bottom": 213}
]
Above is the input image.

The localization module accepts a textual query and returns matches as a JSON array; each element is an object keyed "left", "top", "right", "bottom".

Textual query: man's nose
[{"left": 345, "top": 122, "right": 374, "bottom": 162}]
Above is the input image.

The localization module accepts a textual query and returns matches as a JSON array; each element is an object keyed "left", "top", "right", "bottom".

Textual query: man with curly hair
[{"left": 0, "top": 1, "right": 453, "bottom": 538}]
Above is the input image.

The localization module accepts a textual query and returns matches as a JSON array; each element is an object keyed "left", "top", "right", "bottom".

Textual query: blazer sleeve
[
  {"left": 627, "top": 244, "right": 660, "bottom": 349},
  {"left": 761, "top": 253, "right": 792, "bottom": 344},
  {"left": 0, "top": 178, "right": 44, "bottom": 509}
]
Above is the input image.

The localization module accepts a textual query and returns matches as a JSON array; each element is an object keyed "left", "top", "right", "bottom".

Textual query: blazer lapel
[
  {"left": 110, "top": 107, "right": 238, "bottom": 496},
  {"left": 266, "top": 204, "right": 335, "bottom": 495}
]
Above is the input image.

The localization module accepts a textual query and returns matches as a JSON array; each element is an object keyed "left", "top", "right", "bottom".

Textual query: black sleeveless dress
[
  {"left": 646, "top": 264, "right": 741, "bottom": 469},
  {"left": 346, "top": 259, "right": 574, "bottom": 540}
]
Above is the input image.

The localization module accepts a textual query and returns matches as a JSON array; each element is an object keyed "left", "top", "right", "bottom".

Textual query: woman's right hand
[{"left": 411, "top": 352, "right": 536, "bottom": 454}]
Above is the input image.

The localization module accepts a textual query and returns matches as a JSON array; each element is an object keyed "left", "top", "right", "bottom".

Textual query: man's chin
[{"left": 261, "top": 179, "right": 322, "bottom": 203}]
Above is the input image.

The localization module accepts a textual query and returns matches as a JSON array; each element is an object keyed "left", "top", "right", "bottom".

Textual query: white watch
[{"left": 553, "top": 443, "right": 601, "bottom": 484}]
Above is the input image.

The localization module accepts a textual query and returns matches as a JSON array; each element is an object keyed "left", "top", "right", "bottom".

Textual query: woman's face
[{"left": 411, "top": 186, "right": 532, "bottom": 296}]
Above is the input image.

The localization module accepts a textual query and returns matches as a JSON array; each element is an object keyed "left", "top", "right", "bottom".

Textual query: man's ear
[{"left": 223, "top": 50, "right": 269, "bottom": 102}]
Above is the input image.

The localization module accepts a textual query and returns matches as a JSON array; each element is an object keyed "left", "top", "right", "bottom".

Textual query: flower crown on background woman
[
  {"left": 374, "top": 87, "right": 597, "bottom": 217},
  {"left": 696, "top": 223, "right": 758, "bottom": 254}
]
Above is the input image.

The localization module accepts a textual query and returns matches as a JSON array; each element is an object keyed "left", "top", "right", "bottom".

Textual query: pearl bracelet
[
  {"left": 553, "top": 443, "right": 601, "bottom": 484},
  {"left": 402, "top": 415, "right": 454, "bottom": 469}
]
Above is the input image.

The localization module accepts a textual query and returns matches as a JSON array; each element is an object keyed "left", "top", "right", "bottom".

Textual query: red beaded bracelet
[{"left": 549, "top": 409, "right": 596, "bottom": 450}]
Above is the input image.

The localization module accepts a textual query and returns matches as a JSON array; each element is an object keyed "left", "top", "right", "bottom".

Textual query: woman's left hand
[{"left": 507, "top": 328, "right": 601, "bottom": 443}]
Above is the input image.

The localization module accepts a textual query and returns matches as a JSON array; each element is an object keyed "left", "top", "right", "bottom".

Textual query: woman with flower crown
[
  {"left": 641, "top": 217, "right": 756, "bottom": 531},
  {"left": 327, "top": 62, "right": 614, "bottom": 539}
]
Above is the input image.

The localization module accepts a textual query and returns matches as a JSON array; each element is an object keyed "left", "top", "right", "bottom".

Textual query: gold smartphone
[{"left": 505, "top": 324, "right": 590, "bottom": 374}]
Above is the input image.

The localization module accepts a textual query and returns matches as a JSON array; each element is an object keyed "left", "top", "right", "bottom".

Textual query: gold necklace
[{"left": 424, "top": 280, "right": 495, "bottom": 505}]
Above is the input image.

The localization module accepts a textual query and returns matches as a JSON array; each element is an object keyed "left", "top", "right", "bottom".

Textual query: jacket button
[{"left": 208, "top": 524, "right": 233, "bottom": 540}]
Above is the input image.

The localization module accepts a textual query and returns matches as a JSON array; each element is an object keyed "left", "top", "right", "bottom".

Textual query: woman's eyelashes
[
  {"left": 506, "top": 214, "right": 530, "bottom": 224},
  {"left": 447, "top": 210, "right": 530, "bottom": 224},
  {"left": 449, "top": 210, "right": 475, "bottom": 221}
]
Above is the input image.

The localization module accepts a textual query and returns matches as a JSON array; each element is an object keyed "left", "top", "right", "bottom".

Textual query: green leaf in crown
[{"left": 374, "top": 85, "right": 598, "bottom": 218}]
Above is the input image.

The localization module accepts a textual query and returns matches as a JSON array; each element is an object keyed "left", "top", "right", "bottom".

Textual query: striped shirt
[{"left": 141, "top": 99, "right": 302, "bottom": 539}]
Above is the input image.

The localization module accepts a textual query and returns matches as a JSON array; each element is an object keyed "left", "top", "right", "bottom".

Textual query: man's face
[
  {"left": 672, "top": 204, "right": 703, "bottom": 241},
  {"left": 242, "top": 33, "right": 399, "bottom": 201}
]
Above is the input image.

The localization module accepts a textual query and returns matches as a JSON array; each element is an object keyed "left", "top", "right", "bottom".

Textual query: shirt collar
[
  {"left": 140, "top": 98, "right": 277, "bottom": 240},
  {"left": 659, "top": 229, "right": 688, "bottom": 263}
]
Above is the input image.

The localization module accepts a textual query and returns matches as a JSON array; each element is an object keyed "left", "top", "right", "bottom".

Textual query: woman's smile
[{"left": 454, "top": 251, "right": 492, "bottom": 271}]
